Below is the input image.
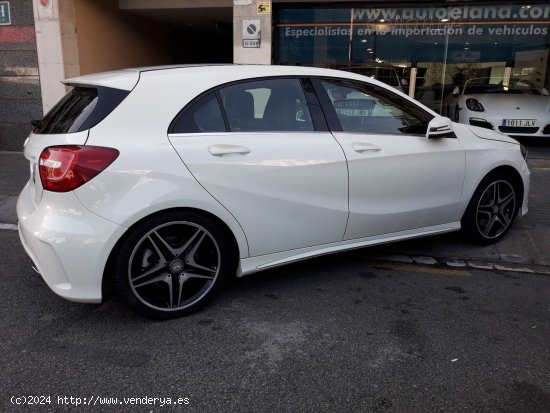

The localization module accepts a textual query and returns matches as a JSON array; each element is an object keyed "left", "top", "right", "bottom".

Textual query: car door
[
  {"left": 314, "top": 78, "right": 466, "bottom": 240},
  {"left": 168, "top": 78, "right": 349, "bottom": 257}
]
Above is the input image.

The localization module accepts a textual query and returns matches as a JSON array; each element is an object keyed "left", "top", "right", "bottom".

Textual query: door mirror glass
[
  {"left": 426, "top": 117, "right": 454, "bottom": 139},
  {"left": 541, "top": 88, "right": 549, "bottom": 96},
  {"left": 452, "top": 86, "right": 460, "bottom": 96}
]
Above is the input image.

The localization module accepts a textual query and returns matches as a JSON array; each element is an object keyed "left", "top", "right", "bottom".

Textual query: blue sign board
[{"left": 0, "top": 1, "right": 11, "bottom": 25}]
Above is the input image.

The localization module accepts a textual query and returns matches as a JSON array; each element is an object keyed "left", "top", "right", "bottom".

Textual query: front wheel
[
  {"left": 461, "top": 173, "right": 519, "bottom": 244},
  {"left": 114, "top": 211, "right": 234, "bottom": 319}
]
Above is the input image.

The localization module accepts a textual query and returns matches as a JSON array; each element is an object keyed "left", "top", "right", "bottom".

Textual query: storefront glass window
[{"left": 276, "top": 4, "right": 550, "bottom": 114}]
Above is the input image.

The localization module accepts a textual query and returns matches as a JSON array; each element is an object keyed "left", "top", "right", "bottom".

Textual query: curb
[{"left": 370, "top": 253, "right": 550, "bottom": 276}]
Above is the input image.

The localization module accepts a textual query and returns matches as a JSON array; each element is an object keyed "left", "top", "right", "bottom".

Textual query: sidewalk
[
  {"left": 1, "top": 150, "right": 549, "bottom": 269},
  {"left": 0, "top": 151, "right": 27, "bottom": 225}
]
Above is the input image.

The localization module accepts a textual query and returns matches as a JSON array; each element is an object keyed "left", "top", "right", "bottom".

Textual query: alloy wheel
[
  {"left": 128, "top": 221, "right": 221, "bottom": 311},
  {"left": 475, "top": 180, "right": 516, "bottom": 240}
]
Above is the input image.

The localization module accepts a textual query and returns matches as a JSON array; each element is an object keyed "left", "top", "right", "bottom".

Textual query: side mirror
[
  {"left": 400, "top": 78, "right": 409, "bottom": 87},
  {"left": 452, "top": 86, "right": 460, "bottom": 96},
  {"left": 426, "top": 117, "right": 454, "bottom": 139},
  {"left": 541, "top": 88, "right": 549, "bottom": 96}
]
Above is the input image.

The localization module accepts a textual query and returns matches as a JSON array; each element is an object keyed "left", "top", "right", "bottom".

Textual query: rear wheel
[
  {"left": 461, "top": 172, "right": 519, "bottom": 244},
  {"left": 114, "top": 211, "right": 233, "bottom": 319}
]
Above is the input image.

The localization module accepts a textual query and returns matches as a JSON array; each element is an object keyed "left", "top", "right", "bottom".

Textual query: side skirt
[{"left": 237, "top": 222, "right": 461, "bottom": 277}]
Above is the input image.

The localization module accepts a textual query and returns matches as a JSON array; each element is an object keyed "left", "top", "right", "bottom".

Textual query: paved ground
[{"left": 1, "top": 227, "right": 549, "bottom": 412}]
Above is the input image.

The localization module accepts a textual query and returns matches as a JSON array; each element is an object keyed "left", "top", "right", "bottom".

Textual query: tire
[
  {"left": 461, "top": 172, "right": 519, "bottom": 244},
  {"left": 114, "top": 211, "right": 233, "bottom": 319}
]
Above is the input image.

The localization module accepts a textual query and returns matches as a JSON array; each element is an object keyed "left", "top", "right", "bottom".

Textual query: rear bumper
[{"left": 17, "top": 182, "right": 126, "bottom": 303}]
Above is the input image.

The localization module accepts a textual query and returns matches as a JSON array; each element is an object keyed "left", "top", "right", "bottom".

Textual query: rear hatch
[{"left": 23, "top": 69, "right": 139, "bottom": 205}]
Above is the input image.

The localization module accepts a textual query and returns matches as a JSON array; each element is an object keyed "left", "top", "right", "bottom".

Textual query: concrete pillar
[
  {"left": 32, "top": 0, "right": 79, "bottom": 114},
  {"left": 233, "top": 0, "right": 271, "bottom": 64}
]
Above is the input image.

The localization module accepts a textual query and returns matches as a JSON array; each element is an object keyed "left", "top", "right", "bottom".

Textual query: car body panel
[
  {"left": 72, "top": 141, "right": 252, "bottom": 259},
  {"left": 169, "top": 131, "right": 349, "bottom": 257},
  {"left": 238, "top": 222, "right": 460, "bottom": 276},
  {"left": 331, "top": 132, "right": 466, "bottom": 239},
  {"left": 63, "top": 69, "right": 140, "bottom": 91},
  {"left": 17, "top": 185, "right": 126, "bottom": 302},
  {"left": 451, "top": 123, "right": 530, "bottom": 217}
]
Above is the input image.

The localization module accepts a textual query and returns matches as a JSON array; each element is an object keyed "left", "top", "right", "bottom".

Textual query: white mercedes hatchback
[{"left": 18, "top": 65, "right": 530, "bottom": 319}]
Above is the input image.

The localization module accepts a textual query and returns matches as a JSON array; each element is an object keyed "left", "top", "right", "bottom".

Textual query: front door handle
[
  {"left": 208, "top": 144, "right": 251, "bottom": 156},
  {"left": 351, "top": 142, "right": 382, "bottom": 153}
]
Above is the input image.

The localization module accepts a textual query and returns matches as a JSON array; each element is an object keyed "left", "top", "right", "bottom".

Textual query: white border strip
[
  {"left": 373, "top": 254, "right": 550, "bottom": 275},
  {"left": 0, "top": 223, "right": 18, "bottom": 231}
]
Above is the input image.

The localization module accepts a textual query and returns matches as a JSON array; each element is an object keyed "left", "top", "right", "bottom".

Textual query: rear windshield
[{"left": 33, "top": 86, "right": 129, "bottom": 134}]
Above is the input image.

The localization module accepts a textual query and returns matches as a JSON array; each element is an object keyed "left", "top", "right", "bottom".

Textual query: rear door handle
[
  {"left": 208, "top": 144, "right": 251, "bottom": 156},
  {"left": 351, "top": 142, "right": 382, "bottom": 153}
]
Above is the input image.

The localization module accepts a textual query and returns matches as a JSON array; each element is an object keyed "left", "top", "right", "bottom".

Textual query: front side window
[
  {"left": 321, "top": 80, "right": 431, "bottom": 135},
  {"left": 219, "top": 78, "right": 314, "bottom": 132}
]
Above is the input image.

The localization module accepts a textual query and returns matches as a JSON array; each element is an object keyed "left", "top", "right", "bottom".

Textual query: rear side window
[
  {"left": 33, "top": 86, "right": 129, "bottom": 134},
  {"left": 219, "top": 78, "right": 314, "bottom": 132},
  {"left": 170, "top": 93, "right": 226, "bottom": 133}
]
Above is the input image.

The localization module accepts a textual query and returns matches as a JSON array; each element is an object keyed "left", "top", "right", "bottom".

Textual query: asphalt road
[
  {"left": 1, "top": 228, "right": 549, "bottom": 413},
  {"left": 515, "top": 136, "right": 550, "bottom": 159}
]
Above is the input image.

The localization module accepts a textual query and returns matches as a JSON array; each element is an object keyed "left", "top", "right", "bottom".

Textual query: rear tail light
[{"left": 39, "top": 145, "right": 119, "bottom": 192}]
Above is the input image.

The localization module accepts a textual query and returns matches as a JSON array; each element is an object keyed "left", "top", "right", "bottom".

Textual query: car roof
[
  {"left": 62, "top": 64, "right": 438, "bottom": 117},
  {"left": 63, "top": 64, "right": 371, "bottom": 91}
]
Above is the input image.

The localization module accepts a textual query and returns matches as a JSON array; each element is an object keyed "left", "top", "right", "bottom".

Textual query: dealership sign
[
  {"left": 277, "top": 4, "right": 550, "bottom": 64},
  {"left": 0, "top": 1, "right": 11, "bottom": 25},
  {"left": 281, "top": 4, "right": 550, "bottom": 39}
]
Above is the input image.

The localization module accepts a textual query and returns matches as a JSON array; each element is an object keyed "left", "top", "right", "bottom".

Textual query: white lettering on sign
[
  {"left": 283, "top": 23, "right": 548, "bottom": 39},
  {"left": 352, "top": 5, "right": 550, "bottom": 22},
  {"left": 280, "top": 5, "right": 550, "bottom": 40},
  {"left": 0, "top": 1, "right": 11, "bottom": 25}
]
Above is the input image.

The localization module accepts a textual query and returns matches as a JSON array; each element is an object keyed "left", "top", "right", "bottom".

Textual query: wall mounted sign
[
  {"left": 242, "top": 19, "right": 261, "bottom": 48},
  {"left": 0, "top": 1, "right": 11, "bottom": 25},
  {"left": 257, "top": 1, "right": 271, "bottom": 15}
]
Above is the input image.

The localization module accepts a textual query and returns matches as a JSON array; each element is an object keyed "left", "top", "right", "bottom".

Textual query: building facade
[
  {"left": 1, "top": 0, "right": 550, "bottom": 149},
  {"left": 0, "top": 0, "right": 42, "bottom": 150}
]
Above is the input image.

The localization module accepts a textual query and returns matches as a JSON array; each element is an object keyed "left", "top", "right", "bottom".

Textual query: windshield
[{"left": 463, "top": 78, "right": 541, "bottom": 95}]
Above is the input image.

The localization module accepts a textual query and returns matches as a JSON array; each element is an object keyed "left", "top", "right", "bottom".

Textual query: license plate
[{"left": 502, "top": 119, "right": 537, "bottom": 127}]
